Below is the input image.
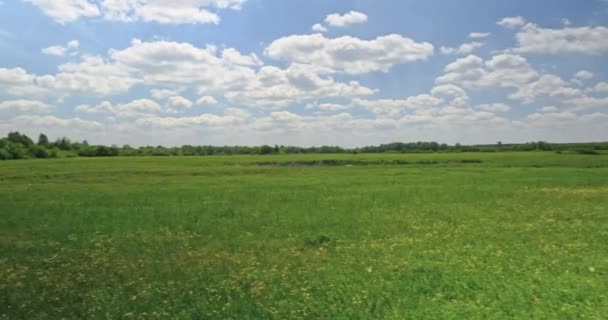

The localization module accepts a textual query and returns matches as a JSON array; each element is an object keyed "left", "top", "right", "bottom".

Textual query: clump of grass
[{"left": 304, "top": 235, "right": 331, "bottom": 247}]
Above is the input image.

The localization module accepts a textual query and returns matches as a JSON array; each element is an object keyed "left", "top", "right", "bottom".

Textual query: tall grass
[{"left": 1, "top": 152, "right": 607, "bottom": 319}]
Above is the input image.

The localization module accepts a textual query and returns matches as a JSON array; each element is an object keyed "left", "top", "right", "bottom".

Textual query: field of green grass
[{"left": 1, "top": 152, "right": 607, "bottom": 319}]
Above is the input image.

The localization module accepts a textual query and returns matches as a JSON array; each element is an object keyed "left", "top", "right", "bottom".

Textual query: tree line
[{"left": 1, "top": 131, "right": 606, "bottom": 160}]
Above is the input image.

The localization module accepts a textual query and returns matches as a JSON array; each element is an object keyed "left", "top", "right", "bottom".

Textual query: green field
[{"left": 1, "top": 152, "right": 607, "bottom": 319}]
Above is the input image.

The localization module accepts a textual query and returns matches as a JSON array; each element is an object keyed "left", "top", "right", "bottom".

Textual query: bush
[
  {"left": 30, "top": 145, "right": 52, "bottom": 159},
  {"left": 0, "top": 148, "right": 12, "bottom": 160}
]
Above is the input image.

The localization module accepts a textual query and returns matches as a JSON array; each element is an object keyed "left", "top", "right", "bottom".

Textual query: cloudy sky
[{"left": 1, "top": 0, "right": 607, "bottom": 146}]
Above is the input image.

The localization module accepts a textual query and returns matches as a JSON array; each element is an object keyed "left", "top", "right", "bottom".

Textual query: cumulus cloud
[
  {"left": 574, "top": 70, "right": 594, "bottom": 80},
  {"left": 110, "top": 39, "right": 257, "bottom": 91},
  {"left": 166, "top": 95, "right": 193, "bottom": 112},
  {"left": 469, "top": 32, "right": 491, "bottom": 39},
  {"left": 540, "top": 106, "right": 559, "bottom": 113},
  {"left": 430, "top": 84, "right": 470, "bottom": 107},
  {"left": 135, "top": 107, "right": 250, "bottom": 129},
  {"left": 196, "top": 96, "right": 218, "bottom": 105},
  {"left": 37, "top": 55, "right": 140, "bottom": 95},
  {"left": 324, "top": 11, "right": 368, "bottom": 27},
  {"left": 24, "top": 0, "right": 247, "bottom": 24},
  {"left": 41, "top": 40, "right": 79, "bottom": 56},
  {"left": 3, "top": 38, "right": 378, "bottom": 109},
  {"left": 306, "top": 102, "right": 350, "bottom": 112},
  {"left": 353, "top": 94, "right": 442, "bottom": 117},
  {"left": 150, "top": 88, "right": 183, "bottom": 100},
  {"left": 513, "top": 23, "right": 608, "bottom": 55},
  {"left": 477, "top": 103, "right": 511, "bottom": 113},
  {"left": 434, "top": 53, "right": 605, "bottom": 110},
  {"left": 10, "top": 115, "right": 104, "bottom": 131},
  {"left": 440, "top": 42, "right": 484, "bottom": 55},
  {"left": 594, "top": 82, "right": 608, "bottom": 93},
  {"left": 76, "top": 99, "right": 163, "bottom": 118},
  {"left": 265, "top": 33, "right": 434, "bottom": 74},
  {"left": 0, "top": 67, "right": 51, "bottom": 96},
  {"left": 312, "top": 23, "right": 327, "bottom": 33},
  {"left": 224, "top": 64, "right": 375, "bottom": 108},
  {"left": 497, "top": 16, "right": 526, "bottom": 29},
  {"left": 0, "top": 99, "right": 52, "bottom": 113},
  {"left": 23, "top": 0, "right": 100, "bottom": 23},
  {"left": 436, "top": 54, "right": 540, "bottom": 100}
]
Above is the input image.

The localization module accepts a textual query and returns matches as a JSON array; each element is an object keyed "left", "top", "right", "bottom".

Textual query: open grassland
[{"left": 1, "top": 152, "right": 607, "bottom": 319}]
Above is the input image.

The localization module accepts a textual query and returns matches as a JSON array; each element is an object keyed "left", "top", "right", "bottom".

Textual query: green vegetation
[
  {"left": 2, "top": 132, "right": 608, "bottom": 160},
  {"left": 1, "top": 152, "right": 607, "bottom": 319}
]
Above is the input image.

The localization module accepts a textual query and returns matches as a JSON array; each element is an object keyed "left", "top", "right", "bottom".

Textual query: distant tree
[
  {"left": 56, "top": 137, "right": 72, "bottom": 150},
  {"left": 536, "top": 141, "right": 552, "bottom": 151},
  {"left": 260, "top": 145, "right": 274, "bottom": 155},
  {"left": 38, "top": 133, "right": 49, "bottom": 146},
  {"left": 7, "top": 132, "right": 34, "bottom": 146}
]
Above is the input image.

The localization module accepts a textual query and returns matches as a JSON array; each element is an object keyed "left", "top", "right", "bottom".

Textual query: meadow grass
[{"left": 1, "top": 152, "right": 607, "bottom": 319}]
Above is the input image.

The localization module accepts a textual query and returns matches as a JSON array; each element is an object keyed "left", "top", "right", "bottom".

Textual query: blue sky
[{"left": 1, "top": 0, "right": 607, "bottom": 146}]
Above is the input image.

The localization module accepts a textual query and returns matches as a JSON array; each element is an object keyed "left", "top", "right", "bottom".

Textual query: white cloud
[
  {"left": 435, "top": 54, "right": 582, "bottom": 104},
  {"left": 564, "top": 96, "right": 608, "bottom": 110},
  {"left": 166, "top": 95, "right": 193, "bottom": 112},
  {"left": 594, "top": 82, "right": 608, "bottom": 92},
  {"left": 5, "top": 38, "right": 377, "bottom": 109},
  {"left": 509, "top": 74, "right": 582, "bottom": 103},
  {"left": 312, "top": 23, "right": 328, "bottom": 33},
  {"left": 221, "top": 48, "right": 262, "bottom": 66},
  {"left": 41, "top": 45, "right": 68, "bottom": 56},
  {"left": 527, "top": 110, "right": 578, "bottom": 123},
  {"left": 41, "top": 39, "right": 79, "bottom": 56},
  {"left": 440, "top": 42, "right": 484, "bottom": 55},
  {"left": 105, "top": 39, "right": 376, "bottom": 108},
  {"left": 135, "top": 108, "right": 249, "bottom": 129},
  {"left": 514, "top": 23, "right": 608, "bottom": 55},
  {"left": 196, "top": 96, "right": 218, "bottom": 105},
  {"left": 0, "top": 67, "right": 45, "bottom": 96},
  {"left": 353, "top": 94, "right": 442, "bottom": 117},
  {"left": 574, "top": 70, "right": 594, "bottom": 80},
  {"left": 24, "top": 0, "right": 247, "bottom": 24},
  {"left": 76, "top": 99, "right": 163, "bottom": 118},
  {"left": 540, "top": 106, "right": 559, "bottom": 113},
  {"left": 10, "top": 114, "right": 104, "bottom": 131},
  {"left": 439, "top": 54, "right": 541, "bottom": 104},
  {"left": 0, "top": 99, "right": 52, "bottom": 113},
  {"left": 37, "top": 55, "right": 140, "bottom": 95},
  {"left": 265, "top": 33, "right": 434, "bottom": 74},
  {"left": 430, "top": 84, "right": 470, "bottom": 107},
  {"left": 497, "top": 16, "right": 526, "bottom": 29},
  {"left": 128, "top": 3, "right": 220, "bottom": 24},
  {"left": 469, "top": 32, "right": 491, "bottom": 39},
  {"left": 106, "top": 0, "right": 247, "bottom": 24},
  {"left": 305, "top": 102, "right": 349, "bottom": 112},
  {"left": 150, "top": 88, "right": 183, "bottom": 100},
  {"left": 23, "top": 0, "right": 100, "bottom": 23},
  {"left": 110, "top": 39, "right": 256, "bottom": 91},
  {"left": 325, "top": 11, "right": 368, "bottom": 27},
  {"left": 477, "top": 103, "right": 511, "bottom": 113},
  {"left": 67, "top": 40, "right": 79, "bottom": 48},
  {"left": 224, "top": 64, "right": 375, "bottom": 108}
]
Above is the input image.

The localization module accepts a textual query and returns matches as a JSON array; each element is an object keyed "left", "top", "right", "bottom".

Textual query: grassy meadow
[{"left": 1, "top": 152, "right": 607, "bottom": 319}]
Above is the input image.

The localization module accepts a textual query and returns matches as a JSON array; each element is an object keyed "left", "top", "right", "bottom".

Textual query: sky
[{"left": 0, "top": 0, "right": 607, "bottom": 147}]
